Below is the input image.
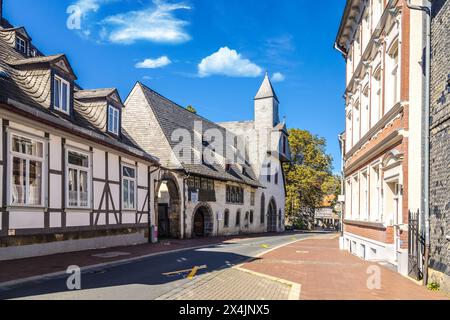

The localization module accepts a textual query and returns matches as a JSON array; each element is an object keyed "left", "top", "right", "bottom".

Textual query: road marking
[
  {"left": 260, "top": 244, "right": 270, "bottom": 249},
  {"left": 187, "top": 266, "right": 199, "bottom": 280},
  {"left": 296, "top": 251, "right": 310, "bottom": 254},
  {"left": 162, "top": 265, "right": 207, "bottom": 278}
]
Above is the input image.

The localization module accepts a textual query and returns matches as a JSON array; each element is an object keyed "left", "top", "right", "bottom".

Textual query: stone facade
[{"left": 429, "top": 0, "right": 450, "bottom": 293}]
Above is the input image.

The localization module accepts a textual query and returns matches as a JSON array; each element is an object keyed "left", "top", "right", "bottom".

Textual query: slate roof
[
  {"left": 254, "top": 72, "right": 278, "bottom": 102},
  {"left": 7, "top": 54, "right": 64, "bottom": 66},
  {"left": 0, "top": 25, "right": 158, "bottom": 165},
  {"left": 75, "top": 88, "right": 118, "bottom": 100},
  {"left": 138, "top": 83, "right": 263, "bottom": 188}
]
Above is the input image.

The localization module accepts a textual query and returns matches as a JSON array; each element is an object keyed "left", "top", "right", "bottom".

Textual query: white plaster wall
[
  {"left": 93, "top": 149, "right": 105, "bottom": 180},
  {"left": 9, "top": 210, "right": 45, "bottom": 229}
]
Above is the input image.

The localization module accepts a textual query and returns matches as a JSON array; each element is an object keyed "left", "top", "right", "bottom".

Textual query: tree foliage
[
  {"left": 283, "top": 129, "right": 341, "bottom": 225},
  {"left": 186, "top": 105, "right": 197, "bottom": 114}
]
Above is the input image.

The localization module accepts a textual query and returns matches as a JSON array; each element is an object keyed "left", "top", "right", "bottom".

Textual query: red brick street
[{"left": 242, "top": 236, "right": 448, "bottom": 300}]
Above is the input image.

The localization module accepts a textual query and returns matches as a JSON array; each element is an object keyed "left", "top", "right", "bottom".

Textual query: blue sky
[{"left": 5, "top": 0, "right": 346, "bottom": 172}]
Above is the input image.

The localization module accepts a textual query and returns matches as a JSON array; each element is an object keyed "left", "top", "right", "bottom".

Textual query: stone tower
[{"left": 254, "top": 72, "right": 280, "bottom": 130}]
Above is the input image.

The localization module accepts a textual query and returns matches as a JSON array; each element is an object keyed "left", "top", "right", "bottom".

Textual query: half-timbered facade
[{"left": 0, "top": 13, "right": 158, "bottom": 260}]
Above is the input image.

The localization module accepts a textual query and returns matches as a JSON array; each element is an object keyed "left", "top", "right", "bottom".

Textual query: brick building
[
  {"left": 429, "top": 0, "right": 450, "bottom": 292},
  {"left": 335, "top": 0, "right": 428, "bottom": 276}
]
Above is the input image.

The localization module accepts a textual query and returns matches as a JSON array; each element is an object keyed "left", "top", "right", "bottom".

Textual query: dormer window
[
  {"left": 16, "top": 36, "right": 27, "bottom": 55},
  {"left": 53, "top": 75, "right": 70, "bottom": 114},
  {"left": 108, "top": 105, "right": 120, "bottom": 135}
]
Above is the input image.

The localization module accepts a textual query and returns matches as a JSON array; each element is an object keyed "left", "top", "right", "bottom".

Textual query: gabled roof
[
  {"left": 7, "top": 53, "right": 77, "bottom": 79},
  {"left": 75, "top": 88, "right": 122, "bottom": 103},
  {"left": 0, "top": 26, "right": 32, "bottom": 40},
  {"left": 137, "top": 82, "right": 262, "bottom": 188},
  {"left": 254, "top": 72, "right": 278, "bottom": 102}
]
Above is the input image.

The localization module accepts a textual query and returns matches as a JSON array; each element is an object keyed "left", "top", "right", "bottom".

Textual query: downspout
[
  {"left": 406, "top": 0, "right": 431, "bottom": 286},
  {"left": 338, "top": 133, "right": 345, "bottom": 237},
  {"left": 148, "top": 166, "right": 160, "bottom": 243}
]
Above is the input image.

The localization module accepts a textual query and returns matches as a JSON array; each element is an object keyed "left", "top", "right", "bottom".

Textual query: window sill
[
  {"left": 8, "top": 205, "right": 46, "bottom": 211},
  {"left": 344, "top": 219, "right": 386, "bottom": 230},
  {"left": 66, "top": 207, "right": 93, "bottom": 211}
]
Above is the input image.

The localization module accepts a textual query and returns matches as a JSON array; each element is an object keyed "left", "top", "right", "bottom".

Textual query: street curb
[
  {"left": 0, "top": 242, "right": 226, "bottom": 290},
  {"left": 0, "top": 232, "right": 331, "bottom": 292},
  {"left": 233, "top": 266, "right": 302, "bottom": 300}
]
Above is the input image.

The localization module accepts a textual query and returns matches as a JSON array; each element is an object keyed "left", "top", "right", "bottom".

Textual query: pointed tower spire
[{"left": 254, "top": 72, "right": 279, "bottom": 102}]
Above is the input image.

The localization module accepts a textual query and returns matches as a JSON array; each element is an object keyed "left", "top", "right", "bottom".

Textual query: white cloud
[
  {"left": 198, "top": 47, "right": 263, "bottom": 78},
  {"left": 102, "top": 0, "right": 191, "bottom": 44},
  {"left": 135, "top": 56, "right": 172, "bottom": 69},
  {"left": 271, "top": 72, "right": 285, "bottom": 82},
  {"left": 68, "top": 0, "right": 114, "bottom": 29}
]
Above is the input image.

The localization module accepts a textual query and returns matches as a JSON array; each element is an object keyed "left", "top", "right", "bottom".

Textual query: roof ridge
[{"left": 137, "top": 81, "right": 230, "bottom": 131}]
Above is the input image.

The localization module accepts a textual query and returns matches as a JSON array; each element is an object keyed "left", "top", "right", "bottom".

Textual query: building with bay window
[
  {"left": 0, "top": 12, "right": 158, "bottom": 260},
  {"left": 335, "top": 0, "right": 429, "bottom": 276}
]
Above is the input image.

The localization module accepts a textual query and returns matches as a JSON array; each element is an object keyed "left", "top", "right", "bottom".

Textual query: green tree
[
  {"left": 283, "top": 129, "right": 340, "bottom": 228},
  {"left": 186, "top": 105, "right": 197, "bottom": 114}
]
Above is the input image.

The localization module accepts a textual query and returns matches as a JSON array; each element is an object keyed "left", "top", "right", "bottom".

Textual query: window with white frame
[
  {"left": 352, "top": 101, "right": 360, "bottom": 145},
  {"left": 361, "top": 170, "right": 369, "bottom": 221},
  {"left": 122, "top": 165, "right": 136, "bottom": 210},
  {"left": 371, "top": 66, "right": 382, "bottom": 127},
  {"left": 16, "top": 36, "right": 27, "bottom": 54},
  {"left": 54, "top": 76, "right": 70, "bottom": 114},
  {"left": 351, "top": 174, "right": 359, "bottom": 220},
  {"left": 108, "top": 105, "right": 120, "bottom": 135},
  {"left": 10, "top": 133, "right": 44, "bottom": 206},
  {"left": 361, "top": 85, "right": 370, "bottom": 136},
  {"left": 67, "top": 149, "right": 91, "bottom": 208},
  {"left": 386, "top": 39, "right": 399, "bottom": 112}
]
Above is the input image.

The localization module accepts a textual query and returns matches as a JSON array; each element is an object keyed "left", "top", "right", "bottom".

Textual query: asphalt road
[{"left": 0, "top": 232, "right": 317, "bottom": 300}]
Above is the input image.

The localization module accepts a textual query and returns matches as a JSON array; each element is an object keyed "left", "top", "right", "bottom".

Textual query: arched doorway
[
  {"left": 192, "top": 204, "right": 214, "bottom": 237},
  {"left": 156, "top": 172, "right": 181, "bottom": 239},
  {"left": 267, "top": 198, "right": 277, "bottom": 232}
]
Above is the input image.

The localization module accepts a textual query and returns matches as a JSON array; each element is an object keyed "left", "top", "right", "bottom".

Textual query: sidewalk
[
  {"left": 0, "top": 233, "right": 277, "bottom": 285},
  {"left": 240, "top": 236, "right": 449, "bottom": 300}
]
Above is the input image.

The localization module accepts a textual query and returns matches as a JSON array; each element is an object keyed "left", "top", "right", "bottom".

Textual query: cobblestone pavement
[{"left": 156, "top": 268, "right": 292, "bottom": 300}]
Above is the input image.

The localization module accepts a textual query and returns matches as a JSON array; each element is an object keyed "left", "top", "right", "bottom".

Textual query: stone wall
[{"left": 429, "top": 0, "right": 450, "bottom": 292}]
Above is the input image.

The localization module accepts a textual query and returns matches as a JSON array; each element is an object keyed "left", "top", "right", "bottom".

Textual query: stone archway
[
  {"left": 155, "top": 172, "right": 181, "bottom": 239},
  {"left": 192, "top": 203, "right": 214, "bottom": 238},
  {"left": 267, "top": 197, "right": 277, "bottom": 233}
]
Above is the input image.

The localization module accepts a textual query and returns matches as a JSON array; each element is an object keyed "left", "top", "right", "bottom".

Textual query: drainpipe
[
  {"left": 149, "top": 166, "right": 160, "bottom": 244},
  {"left": 338, "top": 133, "right": 345, "bottom": 237},
  {"left": 406, "top": 0, "right": 431, "bottom": 286}
]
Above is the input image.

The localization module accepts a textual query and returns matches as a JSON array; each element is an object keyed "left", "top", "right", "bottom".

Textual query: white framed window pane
[
  {"left": 114, "top": 110, "right": 118, "bottom": 134},
  {"left": 54, "top": 78, "right": 61, "bottom": 109},
  {"left": 108, "top": 107, "right": 114, "bottom": 132},
  {"left": 12, "top": 135, "right": 43, "bottom": 157},
  {"left": 68, "top": 151, "right": 89, "bottom": 167},
  {"left": 123, "top": 166, "right": 135, "bottom": 178},
  {"left": 130, "top": 180, "right": 135, "bottom": 208},
  {"left": 12, "top": 157, "right": 26, "bottom": 204},
  {"left": 68, "top": 168, "right": 78, "bottom": 207},
  {"left": 79, "top": 171, "right": 88, "bottom": 207},
  {"left": 62, "top": 82, "right": 69, "bottom": 112},
  {"left": 28, "top": 160, "right": 42, "bottom": 205},
  {"left": 123, "top": 180, "right": 129, "bottom": 208}
]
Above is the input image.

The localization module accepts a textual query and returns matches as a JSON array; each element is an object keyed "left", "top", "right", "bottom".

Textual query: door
[
  {"left": 194, "top": 210, "right": 205, "bottom": 237},
  {"left": 158, "top": 204, "right": 170, "bottom": 238}
]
